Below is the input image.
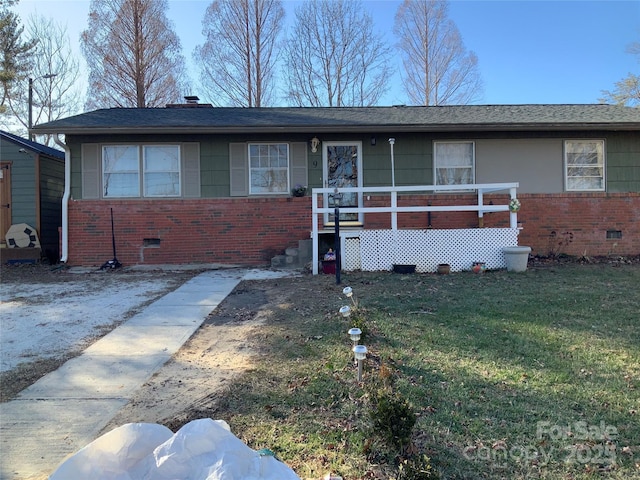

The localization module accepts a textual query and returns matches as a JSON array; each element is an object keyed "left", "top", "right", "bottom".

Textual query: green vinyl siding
[
  {"left": 8, "top": 148, "right": 36, "bottom": 226},
  {"left": 606, "top": 132, "right": 640, "bottom": 193},
  {"left": 38, "top": 156, "right": 64, "bottom": 255},
  {"left": 343, "top": 135, "right": 433, "bottom": 187},
  {"left": 66, "top": 129, "right": 640, "bottom": 198},
  {"left": 201, "top": 141, "right": 231, "bottom": 197},
  {"left": 69, "top": 142, "right": 83, "bottom": 200}
]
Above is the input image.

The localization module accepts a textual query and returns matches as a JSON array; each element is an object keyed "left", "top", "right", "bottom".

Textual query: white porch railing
[{"left": 311, "top": 183, "right": 520, "bottom": 275}]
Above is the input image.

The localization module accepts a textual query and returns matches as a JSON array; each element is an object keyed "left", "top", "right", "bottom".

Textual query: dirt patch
[{"left": 0, "top": 262, "right": 202, "bottom": 402}]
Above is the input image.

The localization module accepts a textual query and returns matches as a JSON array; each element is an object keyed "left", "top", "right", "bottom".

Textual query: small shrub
[
  {"left": 370, "top": 390, "right": 416, "bottom": 450},
  {"left": 349, "top": 308, "right": 368, "bottom": 336},
  {"left": 548, "top": 230, "right": 574, "bottom": 257}
]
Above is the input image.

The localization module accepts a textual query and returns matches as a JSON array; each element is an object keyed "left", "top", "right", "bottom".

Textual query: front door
[
  {"left": 0, "top": 163, "right": 11, "bottom": 245},
  {"left": 323, "top": 142, "right": 362, "bottom": 225}
]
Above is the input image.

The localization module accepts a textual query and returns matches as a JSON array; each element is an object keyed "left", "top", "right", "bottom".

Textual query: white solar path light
[
  {"left": 348, "top": 327, "right": 361, "bottom": 345},
  {"left": 348, "top": 327, "right": 362, "bottom": 365},
  {"left": 353, "top": 345, "right": 368, "bottom": 382}
]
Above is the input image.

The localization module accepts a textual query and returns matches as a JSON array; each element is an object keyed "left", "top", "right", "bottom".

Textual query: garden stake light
[
  {"left": 348, "top": 327, "right": 361, "bottom": 345},
  {"left": 342, "top": 286, "right": 357, "bottom": 307},
  {"left": 348, "top": 327, "right": 362, "bottom": 365},
  {"left": 353, "top": 345, "right": 367, "bottom": 382}
]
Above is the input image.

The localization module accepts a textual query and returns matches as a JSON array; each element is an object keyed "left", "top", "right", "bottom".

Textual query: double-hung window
[
  {"left": 434, "top": 141, "right": 475, "bottom": 186},
  {"left": 249, "top": 143, "right": 289, "bottom": 194},
  {"left": 564, "top": 140, "right": 605, "bottom": 191},
  {"left": 103, "top": 145, "right": 139, "bottom": 197},
  {"left": 102, "top": 145, "right": 181, "bottom": 198},
  {"left": 143, "top": 146, "right": 181, "bottom": 196}
]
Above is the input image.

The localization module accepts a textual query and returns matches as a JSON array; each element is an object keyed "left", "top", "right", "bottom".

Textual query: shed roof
[
  {"left": 0, "top": 130, "right": 65, "bottom": 159},
  {"left": 32, "top": 104, "right": 640, "bottom": 135}
]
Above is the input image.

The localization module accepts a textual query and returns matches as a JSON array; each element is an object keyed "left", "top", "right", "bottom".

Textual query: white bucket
[{"left": 503, "top": 246, "right": 531, "bottom": 272}]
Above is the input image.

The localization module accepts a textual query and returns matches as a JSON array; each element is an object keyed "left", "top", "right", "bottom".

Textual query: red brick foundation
[
  {"left": 492, "top": 193, "right": 640, "bottom": 258},
  {"left": 66, "top": 197, "right": 313, "bottom": 267},
  {"left": 65, "top": 193, "right": 639, "bottom": 266}
]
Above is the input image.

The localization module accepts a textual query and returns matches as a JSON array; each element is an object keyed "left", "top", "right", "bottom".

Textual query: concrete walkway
[{"left": 0, "top": 268, "right": 298, "bottom": 480}]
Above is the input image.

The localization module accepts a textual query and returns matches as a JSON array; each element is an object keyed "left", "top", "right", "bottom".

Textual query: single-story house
[
  {"left": 32, "top": 103, "right": 640, "bottom": 268},
  {"left": 0, "top": 131, "right": 65, "bottom": 263}
]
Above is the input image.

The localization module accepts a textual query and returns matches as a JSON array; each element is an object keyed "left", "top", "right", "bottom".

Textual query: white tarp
[{"left": 49, "top": 419, "right": 300, "bottom": 480}]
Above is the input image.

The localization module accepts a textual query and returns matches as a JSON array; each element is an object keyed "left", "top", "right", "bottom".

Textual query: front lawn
[{"left": 183, "top": 262, "right": 640, "bottom": 479}]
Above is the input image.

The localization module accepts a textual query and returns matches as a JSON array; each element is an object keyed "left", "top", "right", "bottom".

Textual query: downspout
[{"left": 54, "top": 134, "right": 70, "bottom": 263}]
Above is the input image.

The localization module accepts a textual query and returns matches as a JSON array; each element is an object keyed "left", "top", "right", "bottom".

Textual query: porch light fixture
[
  {"left": 353, "top": 345, "right": 368, "bottom": 382},
  {"left": 339, "top": 305, "right": 351, "bottom": 317},
  {"left": 310, "top": 136, "right": 320, "bottom": 153},
  {"left": 371, "top": 136, "right": 376, "bottom": 146}
]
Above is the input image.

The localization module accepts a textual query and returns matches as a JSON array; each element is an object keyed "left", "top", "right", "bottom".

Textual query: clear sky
[{"left": 13, "top": 0, "right": 640, "bottom": 107}]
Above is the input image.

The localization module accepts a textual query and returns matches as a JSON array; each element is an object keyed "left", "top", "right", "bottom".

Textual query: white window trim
[
  {"left": 564, "top": 139, "right": 605, "bottom": 192},
  {"left": 102, "top": 144, "right": 182, "bottom": 198},
  {"left": 102, "top": 145, "right": 140, "bottom": 198},
  {"left": 248, "top": 142, "right": 290, "bottom": 195},
  {"left": 143, "top": 145, "right": 181, "bottom": 197},
  {"left": 433, "top": 140, "right": 476, "bottom": 188}
]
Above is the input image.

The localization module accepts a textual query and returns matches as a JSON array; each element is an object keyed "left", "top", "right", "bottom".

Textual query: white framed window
[
  {"left": 564, "top": 140, "right": 605, "bottom": 191},
  {"left": 434, "top": 141, "right": 475, "bottom": 186},
  {"left": 103, "top": 145, "right": 181, "bottom": 198},
  {"left": 143, "top": 145, "right": 181, "bottom": 197},
  {"left": 103, "top": 145, "right": 140, "bottom": 197},
  {"left": 248, "top": 143, "right": 289, "bottom": 194}
]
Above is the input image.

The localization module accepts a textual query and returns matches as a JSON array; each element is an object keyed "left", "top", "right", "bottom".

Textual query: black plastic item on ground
[
  {"left": 101, "top": 208, "right": 122, "bottom": 270},
  {"left": 393, "top": 264, "right": 416, "bottom": 274}
]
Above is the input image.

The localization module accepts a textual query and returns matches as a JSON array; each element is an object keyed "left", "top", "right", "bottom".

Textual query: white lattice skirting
[{"left": 343, "top": 228, "right": 520, "bottom": 273}]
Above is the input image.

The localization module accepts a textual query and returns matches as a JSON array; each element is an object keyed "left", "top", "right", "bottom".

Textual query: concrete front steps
[{"left": 270, "top": 239, "right": 312, "bottom": 269}]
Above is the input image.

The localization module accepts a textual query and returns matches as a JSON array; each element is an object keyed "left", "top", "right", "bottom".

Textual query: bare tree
[
  {"left": 284, "top": 0, "right": 392, "bottom": 107},
  {"left": 394, "top": 0, "right": 482, "bottom": 106},
  {"left": 600, "top": 41, "right": 640, "bottom": 107},
  {"left": 195, "top": 0, "right": 284, "bottom": 107},
  {"left": 4, "top": 14, "right": 83, "bottom": 143},
  {"left": 81, "top": 0, "right": 189, "bottom": 109}
]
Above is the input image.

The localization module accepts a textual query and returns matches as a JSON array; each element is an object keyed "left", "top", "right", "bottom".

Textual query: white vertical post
[
  {"left": 312, "top": 191, "right": 319, "bottom": 274},
  {"left": 389, "top": 138, "right": 398, "bottom": 266},
  {"left": 391, "top": 190, "right": 398, "bottom": 231},
  {"left": 478, "top": 188, "right": 484, "bottom": 225},
  {"left": 509, "top": 187, "right": 517, "bottom": 229}
]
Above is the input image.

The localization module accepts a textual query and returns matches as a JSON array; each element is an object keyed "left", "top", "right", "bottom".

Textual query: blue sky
[{"left": 14, "top": 0, "right": 640, "bottom": 106}]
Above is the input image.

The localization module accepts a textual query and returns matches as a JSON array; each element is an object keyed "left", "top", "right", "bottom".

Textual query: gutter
[{"left": 54, "top": 134, "right": 70, "bottom": 263}]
